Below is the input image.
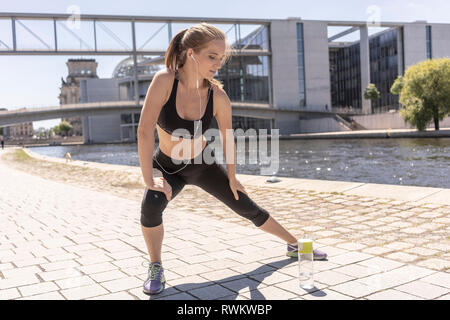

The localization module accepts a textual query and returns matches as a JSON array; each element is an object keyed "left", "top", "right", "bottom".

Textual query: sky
[{"left": 1, "top": 0, "right": 449, "bottom": 129}]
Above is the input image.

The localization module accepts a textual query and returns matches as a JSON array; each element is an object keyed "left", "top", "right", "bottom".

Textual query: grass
[
  {"left": 7, "top": 149, "right": 33, "bottom": 162},
  {"left": 1, "top": 148, "right": 145, "bottom": 194}
]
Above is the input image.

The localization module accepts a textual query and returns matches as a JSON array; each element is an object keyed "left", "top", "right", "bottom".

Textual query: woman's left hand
[{"left": 229, "top": 177, "right": 248, "bottom": 200}]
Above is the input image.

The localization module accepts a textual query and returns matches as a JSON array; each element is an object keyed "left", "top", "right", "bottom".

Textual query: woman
[{"left": 137, "top": 23, "right": 326, "bottom": 295}]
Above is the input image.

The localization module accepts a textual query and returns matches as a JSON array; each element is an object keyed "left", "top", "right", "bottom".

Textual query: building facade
[
  {"left": 78, "top": 18, "right": 450, "bottom": 143},
  {"left": 0, "top": 107, "right": 33, "bottom": 139},
  {"left": 329, "top": 28, "right": 400, "bottom": 113},
  {"left": 59, "top": 59, "right": 99, "bottom": 136}
]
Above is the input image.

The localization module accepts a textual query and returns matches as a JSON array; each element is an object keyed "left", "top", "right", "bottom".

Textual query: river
[{"left": 28, "top": 138, "right": 450, "bottom": 189}]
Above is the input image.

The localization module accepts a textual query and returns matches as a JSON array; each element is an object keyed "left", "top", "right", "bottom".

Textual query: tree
[
  {"left": 391, "top": 58, "right": 450, "bottom": 131},
  {"left": 390, "top": 75, "right": 403, "bottom": 95},
  {"left": 364, "top": 83, "right": 381, "bottom": 103},
  {"left": 59, "top": 121, "right": 72, "bottom": 137},
  {"left": 52, "top": 125, "right": 61, "bottom": 136}
]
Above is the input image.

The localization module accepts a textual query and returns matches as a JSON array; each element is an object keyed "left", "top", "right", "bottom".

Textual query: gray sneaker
[{"left": 143, "top": 261, "right": 166, "bottom": 295}]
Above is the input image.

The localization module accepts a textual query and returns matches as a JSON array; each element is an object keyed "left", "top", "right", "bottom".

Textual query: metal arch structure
[{"left": 0, "top": 12, "right": 272, "bottom": 106}]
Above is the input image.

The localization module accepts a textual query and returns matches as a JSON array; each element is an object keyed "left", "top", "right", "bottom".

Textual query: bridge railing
[
  {"left": 331, "top": 107, "right": 367, "bottom": 115},
  {"left": 0, "top": 101, "right": 141, "bottom": 114}
]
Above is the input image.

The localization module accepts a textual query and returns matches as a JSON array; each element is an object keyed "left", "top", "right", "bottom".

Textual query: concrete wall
[
  {"left": 351, "top": 112, "right": 450, "bottom": 130},
  {"left": 431, "top": 24, "right": 450, "bottom": 59},
  {"left": 269, "top": 19, "right": 332, "bottom": 133},
  {"left": 303, "top": 21, "right": 332, "bottom": 109},
  {"left": 359, "top": 26, "right": 371, "bottom": 114},
  {"left": 403, "top": 23, "right": 427, "bottom": 69},
  {"left": 299, "top": 117, "right": 344, "bottom": 133},
  {"left": 397, "top": 26, "right": 405, "bottom": 75},
  {"left": 80, "top": 78, "right": 122, "bottom": 143},
  {"left": 270, "top": 20, "right": 300, "bottom": 109},
  {"left": 80, "top": 78, "right": 120, "bottom": 103},
  {"left": 273, "top": 111, "right": 347, "bottom": 134},
  {"left": 82, "top": 114, "right": 121, "bottom": 143},
  {"left": 275, "top": 113, "right": 300, "bottom": 135}
]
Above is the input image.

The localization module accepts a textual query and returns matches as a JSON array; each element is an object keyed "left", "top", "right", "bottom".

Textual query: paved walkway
[
  {"left": 287, "top": 127, "right": 450, "bottom": 139},
  {"left": 0, "top": 150, "right": 449, "bottom": 300}
]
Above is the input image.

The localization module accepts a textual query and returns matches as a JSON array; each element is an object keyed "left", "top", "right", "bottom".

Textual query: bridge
[
  {"left": 0, "top": 12, "right": 271, "bottom": 106},
  {"left": 0, "top": 12, "right": 368, "bottom": 134},
  {"left": 1, "top": 101, "right": 358, "bottom": 127}
]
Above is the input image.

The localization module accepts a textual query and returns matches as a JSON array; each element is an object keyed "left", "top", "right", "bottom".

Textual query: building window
[
  {"left": 296, "top": 23, "right": 306, "bottom": 107},
  {"left": 329, "top": 28, "right": 399, "bottom": 113},
  {"left": 133, "top": 113, "right": 140, "bottom": 124},
  {"left": 121, "top": 126, "right": 133, "bottom": 140},
  {"left": 216, "top": 55, "right": 269, "bottom": 103},
  {"left": 426, "top": 25, "right": 432, "bottom": 59},
  {"left": 232, "top": 116, "right": 271, "bottom": 132},
  {"left": 121, "top": 114, "right": 132, "bottom": 124},
  {"left": 214, "top": 25, "right": 270, "bottom": 104}
]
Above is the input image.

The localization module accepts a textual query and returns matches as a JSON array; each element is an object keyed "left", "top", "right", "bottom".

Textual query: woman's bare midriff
[{"left": 156, "top": 124, "right": 208, "bottom": 160}]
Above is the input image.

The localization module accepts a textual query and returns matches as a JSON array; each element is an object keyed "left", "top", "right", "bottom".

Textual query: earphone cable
[{"left": 153, "top": 61, "right": 210, "bottom": 175}]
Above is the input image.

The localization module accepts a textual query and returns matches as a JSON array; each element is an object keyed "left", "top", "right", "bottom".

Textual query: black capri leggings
[{"left": 140, "top": 142, "right": 270, "bottom": 228}]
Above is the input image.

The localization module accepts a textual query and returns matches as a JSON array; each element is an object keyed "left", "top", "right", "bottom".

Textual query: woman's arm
[
  {"left": 214, "top": 88, "right": 236, "bottom": 180},
  {"left": 214, "top": 88, "right": 248, "bottom": 200},
  {"left": 137, "top": 70, "right": 170, "bottom": 188}
]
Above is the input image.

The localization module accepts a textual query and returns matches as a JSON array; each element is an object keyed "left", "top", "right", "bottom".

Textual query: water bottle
[{"left": 298, "top": 239, "right": 314, "bottom": 290}]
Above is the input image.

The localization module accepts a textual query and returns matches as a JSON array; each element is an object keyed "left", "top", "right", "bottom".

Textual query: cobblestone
[{"left": 0, "top": 148, "right": 449, "bottom": 300}]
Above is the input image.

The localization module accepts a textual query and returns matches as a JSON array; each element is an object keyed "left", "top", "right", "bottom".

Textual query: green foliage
[
  {"left": 364, "top": 83, "right": 380, "bottom": 102},
  {"left": 53, "top": 121, "right": 72, "bottom": 136},
  {"left": 59, "top": 121, "right": 72, "bottom": 134},
  {"left": 52, "top": 125, "right": 61, "bottom": 136},
  {"left": 391, "top": 58, "right": 450, "bottom": 131},
  {"left": 390, "top": 75, "right": 404, "bottom": 95}
]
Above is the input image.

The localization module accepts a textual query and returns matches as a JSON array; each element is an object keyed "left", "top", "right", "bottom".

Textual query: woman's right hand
[{"left": 147, "top": 177, "right": 172, "bottom": 201}]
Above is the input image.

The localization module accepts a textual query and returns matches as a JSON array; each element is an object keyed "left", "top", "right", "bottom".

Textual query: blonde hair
[{"left": 165, "top": 23, "right": 232, "bottom": 89}]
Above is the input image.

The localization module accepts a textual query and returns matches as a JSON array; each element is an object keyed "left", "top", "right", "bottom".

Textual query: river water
[{"left": 29, "top": 138, "right": 450, "bottom": 189}]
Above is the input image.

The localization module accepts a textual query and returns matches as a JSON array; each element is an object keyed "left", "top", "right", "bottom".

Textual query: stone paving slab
[
  {"left": 0, "top": 150, "right": 449, "bottom": 300},
  {"left": 239, "top": 174, "right": 450, "bottom": 206},
  {"left": 415, "top": 190, "right": 450, "bottom": 206}
]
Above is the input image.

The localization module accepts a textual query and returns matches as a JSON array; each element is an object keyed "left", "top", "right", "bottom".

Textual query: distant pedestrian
[{"left": 1, "top": 139, "right": 4, "bottom": 150}]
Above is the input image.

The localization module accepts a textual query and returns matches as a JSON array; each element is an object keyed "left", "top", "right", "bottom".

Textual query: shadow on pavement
[{"left": 147, "top": 258, "right": 326, "bottom": 300}]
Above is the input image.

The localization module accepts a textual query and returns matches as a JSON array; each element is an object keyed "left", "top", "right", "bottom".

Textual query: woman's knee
[
  {"left": 140, "top": 189, "right": 168, "bottom": 228},
  {"left": 250, "top": 209, "right": 270, "bottom": 227},
  {"left": 222, "top": 190, "right": 270, "bottom": 227},
  {"left": 231, "top": 193, "right": 270, "bottom": 227}
]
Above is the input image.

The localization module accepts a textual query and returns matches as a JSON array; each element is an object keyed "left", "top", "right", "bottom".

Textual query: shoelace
[{"left": 141, "top": 261, "right": 163, "bottom": 280}]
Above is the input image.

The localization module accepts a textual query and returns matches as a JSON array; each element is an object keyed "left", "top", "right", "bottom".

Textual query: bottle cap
[{"left": 297, "top": 239, "right": 313, "bottom": 254}]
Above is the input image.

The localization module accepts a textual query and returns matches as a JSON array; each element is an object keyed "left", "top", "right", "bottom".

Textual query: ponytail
[{"left": 165, "top": 29, "right": 188, "bottom": 72}]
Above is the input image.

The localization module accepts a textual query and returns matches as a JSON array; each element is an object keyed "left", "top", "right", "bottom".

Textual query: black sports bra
[{"left": 157, "top": 73, "right": 214, "bottom": 139}]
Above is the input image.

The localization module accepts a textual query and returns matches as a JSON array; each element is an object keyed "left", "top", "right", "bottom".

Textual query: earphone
[
  {"left": 191, "top": 53, "right": 199, "bottom": 89},
  {"left": 153, "top": 52, "right": 210, "bottom": 175}
]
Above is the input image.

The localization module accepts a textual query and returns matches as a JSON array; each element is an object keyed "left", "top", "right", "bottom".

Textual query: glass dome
[{"left": 112, "top": 55, "right": 165, "bottom": 78}]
